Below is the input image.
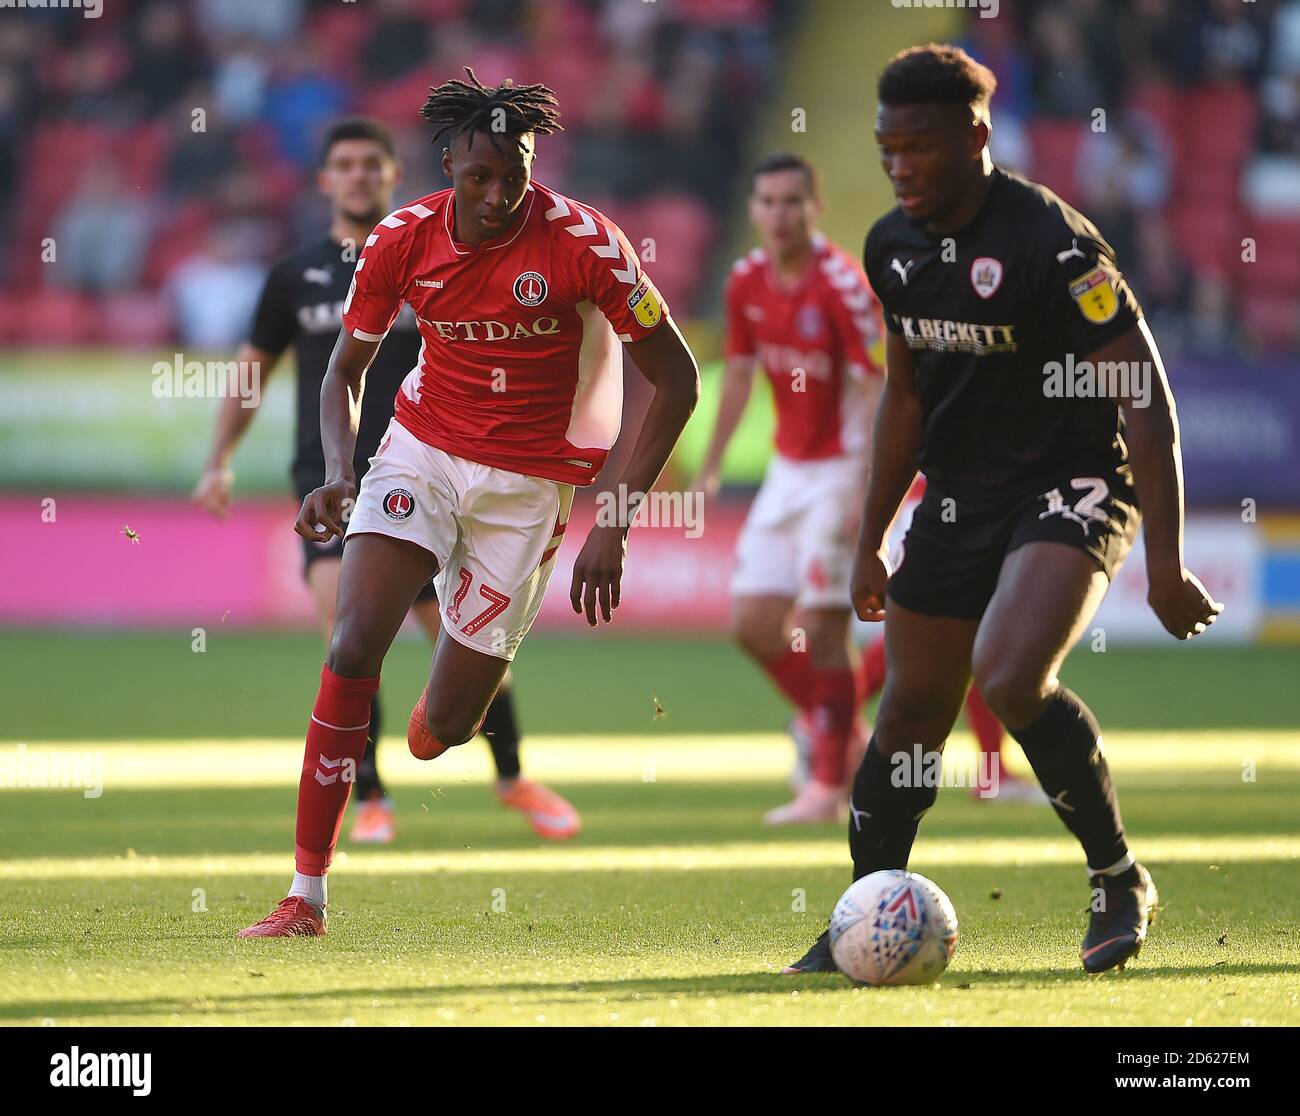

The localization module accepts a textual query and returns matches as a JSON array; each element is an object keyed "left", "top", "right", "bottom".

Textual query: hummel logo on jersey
[
  {"left": 1056, "top": 238, "right": 1087, "bottom": 263},
  {"left": 890, "top": 257, "right": 915, "bottom": 286},
  {"left": 415, "top": 278, "right": 444, "bottom": 288},
  {"left": 303, "top": 267, "right": 333, "bottom": 286}
]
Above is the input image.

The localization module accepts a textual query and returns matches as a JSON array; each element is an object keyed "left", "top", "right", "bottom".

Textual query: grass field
[{"left": 2, "top": 631, "right": 1298, "bottom": 1026}]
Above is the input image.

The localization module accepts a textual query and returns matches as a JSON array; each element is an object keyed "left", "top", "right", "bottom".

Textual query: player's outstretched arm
[
  {"left": 193, "top": 343, "right": 280, "bottom": 518},
  {"left": 1101, "top": 320, "right": 1223, "bottom": 640},
  {"left": 692, "top": 354, "right": 756, "bottom": 498},
  {"left": 569, "top": 317, "right": 700, "bottom": 626},
  {"left": 296, "top": 330, "right": 381, "bottom": 543},
  {"left": 852, "top": 331, "right": 922, "bottom": 622}
]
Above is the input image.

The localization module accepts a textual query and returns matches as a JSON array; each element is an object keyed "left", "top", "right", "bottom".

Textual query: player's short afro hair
[
  {"left": 878, "top": 44, "right": 997, "bottom": 113},
  {"left": 319, "top": 117, "right": 396, "bottom": 165},
  {"left": 752, "top": 152, "right": 819, "bottom": 197}
]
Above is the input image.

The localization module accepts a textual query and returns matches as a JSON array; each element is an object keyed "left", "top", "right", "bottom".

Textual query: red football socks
[
  {"left": 808, "top": 667, "right": 856, "bottom": 786},
  {"left": 854, "top": 638, "right": 888, "bottom": 707},
  {"left": 761, "top": 647, "right": 816, "bottom": 712},
  {"left": 965, "top": 685, "right": 1005, "bottom": 756},
  {"left": 294, "top": 663, "right": 381, "bottom": 876}
]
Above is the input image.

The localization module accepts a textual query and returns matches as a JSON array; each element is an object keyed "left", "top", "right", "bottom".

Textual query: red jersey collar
[{"left": 444, "top": 185, "right": 538, "bottom": 256}]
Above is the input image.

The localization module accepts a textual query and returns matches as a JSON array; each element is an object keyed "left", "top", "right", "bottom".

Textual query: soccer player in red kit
[
  {"left": 697, "top": 155, "right": 1025, "bottom": 824},
  {"left": 696, "top": 154, "right": 885, "bottom": 825},
  {"left": 239, "top": 70, "right": 699, "bottom": 937}
]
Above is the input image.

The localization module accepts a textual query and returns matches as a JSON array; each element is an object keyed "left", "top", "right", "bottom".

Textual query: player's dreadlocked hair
[
  {"left": 878, "top": 44, "right": 997, "bottom": 117},
  {"left": 420, "top": 66, "right": 563, "bottom": 153}
]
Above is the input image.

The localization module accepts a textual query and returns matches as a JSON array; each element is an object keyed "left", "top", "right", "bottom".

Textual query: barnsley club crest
[{"left": 970, "top": 257, "right": 1003, "bottom": 299}]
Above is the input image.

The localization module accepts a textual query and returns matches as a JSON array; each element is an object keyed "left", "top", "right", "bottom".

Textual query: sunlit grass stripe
[
  {"left": 1, "top": 732, "right": 1297, "bottom": 791},
  {"left": 1, "top": 834, "right": 1296, "bottom": 881}
]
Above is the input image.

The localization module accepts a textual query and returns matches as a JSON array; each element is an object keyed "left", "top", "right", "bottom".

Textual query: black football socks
[
  {"left": 482, "top": 683, "right": 523, "bottom": 780},
  {"left": 848, "top": 737, "right": 938, "bottom": 880},
  {"left": 1009, "top": 687, "right": 1134, "bottom": 879},
  {"left": 355, "top": 693, "right": 384, "bottom": 800}
]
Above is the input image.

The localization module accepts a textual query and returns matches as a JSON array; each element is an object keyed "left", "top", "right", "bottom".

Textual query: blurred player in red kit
[
  {"left": 239, "top": 70, "right": 699, "bottom": 938},
  {"left": 696, "top": 155, "right": 1025, "bottom": 824}
]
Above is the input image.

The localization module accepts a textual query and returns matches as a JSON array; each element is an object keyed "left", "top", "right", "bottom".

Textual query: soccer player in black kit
[
  {"left": 784, "top": 45, "right": 1222, "bottom": 975},
  {"left": 194, "top": 117, "right": 580, "bottom": 843}
]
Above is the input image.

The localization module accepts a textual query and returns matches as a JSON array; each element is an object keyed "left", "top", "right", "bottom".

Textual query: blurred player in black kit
[
  {"left": 195, "top": 117, "right": 580, "bottom": 843},
  {"left": 785, "top": 45, "right": 1221, "bottom": 975}
]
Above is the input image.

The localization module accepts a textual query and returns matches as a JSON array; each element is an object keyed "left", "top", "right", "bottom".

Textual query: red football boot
[
  {"left": 407, "top": 691, "right": 450, "bottom": 761},
  {"left": 237, "top": 896, "right": 326, "bottom": 938}
]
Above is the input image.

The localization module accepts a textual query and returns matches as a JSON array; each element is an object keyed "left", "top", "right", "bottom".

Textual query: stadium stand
[{"left": 0, "top": 0, "right": 797, "bottom": 346}]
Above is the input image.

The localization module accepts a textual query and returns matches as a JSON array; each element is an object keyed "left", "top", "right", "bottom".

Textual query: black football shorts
[{"left": 886, "top": 471, "right": 1141, "bottom": 621}]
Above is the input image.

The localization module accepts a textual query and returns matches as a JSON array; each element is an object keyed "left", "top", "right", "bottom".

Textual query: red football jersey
[
  {"left": 724, "top": 233, "right": 883, "bottom": 461},
  {"left": 342, "top": 181, "right": 668, "bottom": 486}
]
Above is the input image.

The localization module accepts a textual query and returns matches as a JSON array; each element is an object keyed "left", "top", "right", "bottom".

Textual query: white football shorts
[
  {"left": 731, "top": 453, "right": 865, "bottom": 609},
  {"left": 345, "top": 419, "right": 574, "bottom": 660}
]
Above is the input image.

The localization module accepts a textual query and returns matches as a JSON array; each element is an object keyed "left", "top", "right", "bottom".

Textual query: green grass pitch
[{"left": 1, "top": 631, "right": 1297, "bottom": 1026}]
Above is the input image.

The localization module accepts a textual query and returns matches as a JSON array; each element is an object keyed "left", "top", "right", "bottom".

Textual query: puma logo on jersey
[
  {"left": 890, "top": 257, "right": 914, "bottom": 286},
  {"left": 1056, "top": 238, "right": 1087, "bottom": 263}
]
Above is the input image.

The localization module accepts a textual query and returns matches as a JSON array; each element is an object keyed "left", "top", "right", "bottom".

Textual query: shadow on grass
[{"left": 3, "top": 958, "right": 1295, "bottom": 1024}]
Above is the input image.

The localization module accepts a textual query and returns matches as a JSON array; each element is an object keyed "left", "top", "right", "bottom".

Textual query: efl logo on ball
[
  {"left": 382, "top": 488, "right": 415, "bottom": 520},
  {"left": 829, "top": 869, "right": 959, "bottom": 986}
]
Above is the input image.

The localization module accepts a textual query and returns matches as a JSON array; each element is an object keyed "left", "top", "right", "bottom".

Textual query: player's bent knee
[
  {"left": 875, "top": 688, "right": 956, "bottom": 753},
  {"left": 324, "top": 634, "right": 382, "bottom": 680},
  {"left": 971, "top": 665, "right": 1049, "bottom": 730}
]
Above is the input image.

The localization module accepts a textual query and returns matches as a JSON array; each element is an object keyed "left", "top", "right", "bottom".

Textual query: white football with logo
[{"left": 829, "top": 869, "right": 959, "bottom": 986}]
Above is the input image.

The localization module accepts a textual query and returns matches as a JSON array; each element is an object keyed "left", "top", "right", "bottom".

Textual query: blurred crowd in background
[
  {"left": 969, "top": 0, "right": 1300, "bottom": 357},
  {"left": 0, "top": 0, "right": 788, "bottom": 348},
  {"left": 1, "top": 0, "right": 1297, "bottom": 356}
]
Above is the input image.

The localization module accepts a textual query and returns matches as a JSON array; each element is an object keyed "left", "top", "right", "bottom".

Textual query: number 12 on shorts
[{"left": 445, "top": 568, "right": 512, "bottom": 635}]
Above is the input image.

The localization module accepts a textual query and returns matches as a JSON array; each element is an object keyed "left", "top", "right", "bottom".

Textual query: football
[{"left": 829, "top": 869, "right": 960, "bottom": 986}]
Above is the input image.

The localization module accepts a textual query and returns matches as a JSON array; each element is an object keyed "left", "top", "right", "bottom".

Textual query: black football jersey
[
  {"left": 248, "top": 236, "right": 421, "bottom": 497},
  {"left": 864, "top": 167, "right": 1143, "bottom": 502}
]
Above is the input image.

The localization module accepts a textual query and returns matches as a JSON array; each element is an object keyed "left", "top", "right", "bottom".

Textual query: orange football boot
[
  {"left": 350, "top": 796, "right": 396, "bottom": 843},
  {"left": 496, "top": 779, "right": 581, "bottom": 840},
  {"left": 407, "top": 691, "right": 450, "bottom": 761}
]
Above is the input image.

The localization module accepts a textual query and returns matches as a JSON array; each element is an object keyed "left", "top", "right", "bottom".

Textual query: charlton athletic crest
[
  {"left": 513, "top": 271, "right": 548, "bottom": 307},
  {"left": 970, "top": 257, "right": 1003, "bottom": 299},
  {"left": 382, "top": 488, "right": 415, "bottom": 521}
]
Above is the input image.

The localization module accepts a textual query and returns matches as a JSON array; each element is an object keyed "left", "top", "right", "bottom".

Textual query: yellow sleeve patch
[
  {"left": 628, "top": 277, "right": 663, "bottom": 329},
  {"left": 1069, "top": 265, "right": 1119, "bottom": 324}
]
